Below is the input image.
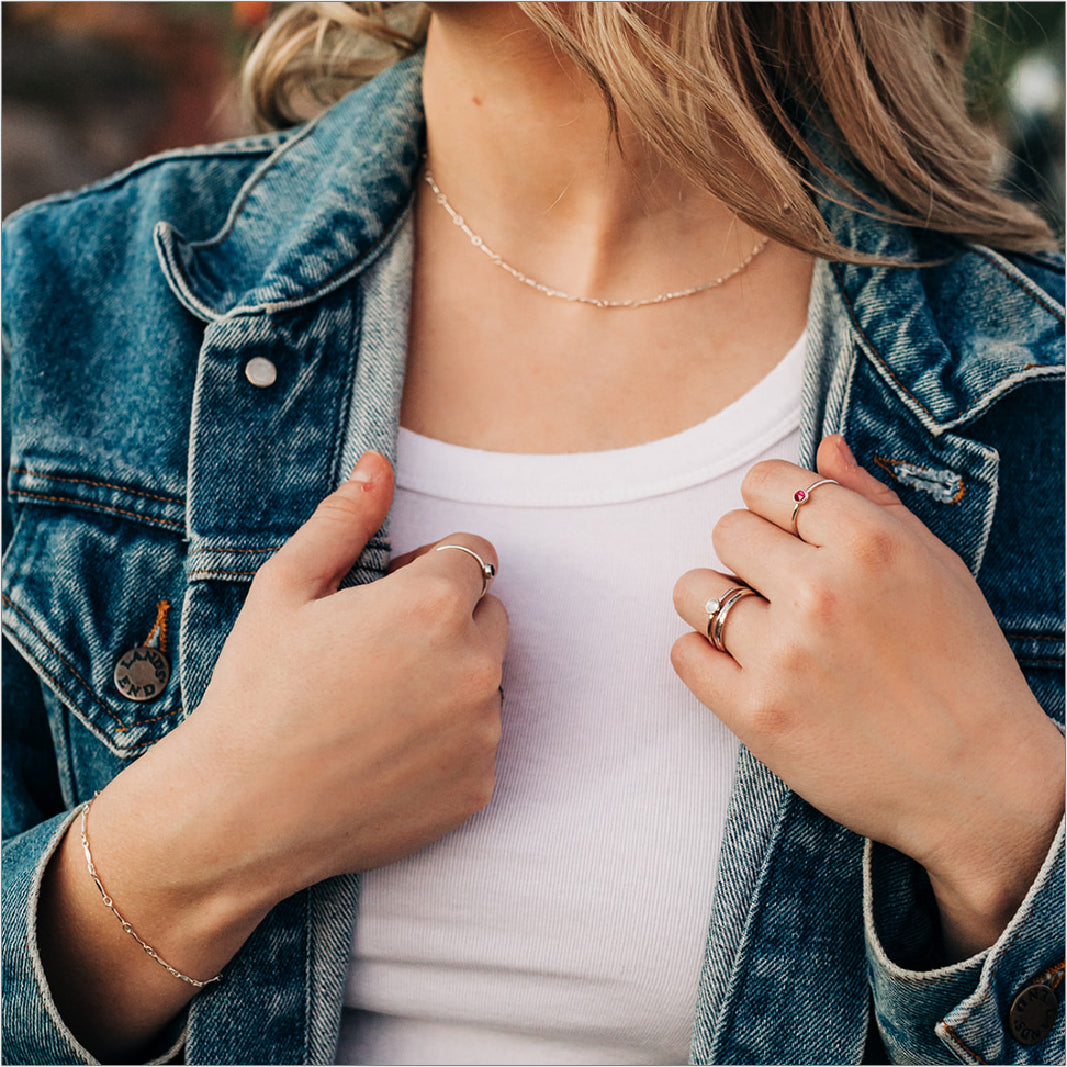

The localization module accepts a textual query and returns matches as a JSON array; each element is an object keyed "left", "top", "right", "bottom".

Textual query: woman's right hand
[
  {"left": 159, "top": 448, "right": 507, "bottom": 896},
  {"left": 40, "top": 451, "right": 506, "bottom": 1057}
]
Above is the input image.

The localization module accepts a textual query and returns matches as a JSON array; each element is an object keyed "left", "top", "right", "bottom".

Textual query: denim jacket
[{"left": 3, "top": 54, "right": 1064, "bottom": 1066}]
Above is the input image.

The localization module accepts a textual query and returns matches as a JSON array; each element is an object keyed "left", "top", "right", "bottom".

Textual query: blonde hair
[{"left": 242, "top": 2, "right": 1056, "bottom": 261}]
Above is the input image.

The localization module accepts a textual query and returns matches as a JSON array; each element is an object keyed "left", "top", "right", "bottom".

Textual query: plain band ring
[
  {"left": 790, "top": 479, "right": 840, "bottom": 536},
  {"left": 435, "top": 544, "right": 497, "bottom": 598},
  {"left": 712, "top": 588, "right": 759, "bottom": 654},
  {"left": 705, "top": 586, "right": 745, "bottom": 639}
]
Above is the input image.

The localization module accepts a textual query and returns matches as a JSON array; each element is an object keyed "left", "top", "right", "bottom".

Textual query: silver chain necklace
[{"left": 422, "top": 165, "right": 769, "bottom": 310}]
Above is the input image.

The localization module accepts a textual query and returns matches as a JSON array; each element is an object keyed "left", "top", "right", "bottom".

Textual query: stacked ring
[{"left": 705, "top": 586, "right": 759, "bottom": 654}]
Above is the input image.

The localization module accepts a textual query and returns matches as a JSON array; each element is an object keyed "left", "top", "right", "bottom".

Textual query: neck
[{"left": 421, "top": 3, "right": 763, "bottom": 303}]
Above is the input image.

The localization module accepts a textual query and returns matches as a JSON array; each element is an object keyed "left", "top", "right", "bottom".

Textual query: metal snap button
[
  {"left": 113, "top": 647, "right": 171, "bottom": 702},
  {"left": 245, "top": 357, "right": 277, "bottom": 388},
  {"left": 1009, "top": 983, "right": 1058, "bottom": 1045}
]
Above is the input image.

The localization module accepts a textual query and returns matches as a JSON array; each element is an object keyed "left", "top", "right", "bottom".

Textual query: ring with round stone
[
  {"left": 435, "top": 543, "right": 497, "bottom": 598},
  {"left": 790, "top": 478, "right": 840, "bottom": 537},
  {"left": 705, "top": 586, "right": 746, "bottom": 639},
  {"left": 710, "top": 587, "right": 760, "bottom": 653}
]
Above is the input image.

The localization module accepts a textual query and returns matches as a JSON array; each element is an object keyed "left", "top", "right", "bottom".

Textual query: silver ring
[
  {"left": 790, "top": 479, "right": 840, "bottom": 537},
  {"left": 435, "top": 544, "right": 496, "bottom": 598},
  {"left": 705, "top": 586, "right": 745, "bottom": 639},
  {"left": 712, "top": 587, "right": 759, "bottom": 654}
]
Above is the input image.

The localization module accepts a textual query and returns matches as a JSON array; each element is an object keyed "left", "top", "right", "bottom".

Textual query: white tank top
[{"left": 336, "top": 331, "right": 806, "bottom": 1066}]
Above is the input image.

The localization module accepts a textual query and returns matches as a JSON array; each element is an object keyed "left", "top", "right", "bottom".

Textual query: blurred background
[{"left": 2, "top": 1, "right": 1064, "bottom": 234}]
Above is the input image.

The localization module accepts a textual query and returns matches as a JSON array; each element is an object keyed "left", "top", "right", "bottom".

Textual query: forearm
[{"left": 35, "top": 751, "right": 276, "bottom": 1063}]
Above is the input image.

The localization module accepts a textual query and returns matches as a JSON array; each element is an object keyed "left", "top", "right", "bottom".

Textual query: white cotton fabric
[{"left": 336, "top": 331, "right": 806, "bottom": 1066}]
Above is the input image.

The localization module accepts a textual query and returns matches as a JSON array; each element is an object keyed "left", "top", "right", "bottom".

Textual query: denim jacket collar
[
  {"left": 157, "top": 51, "right": 1062, "bottom": 446},
  {"left": 156, "top": 55, "right": 427, "bottom": 321}
]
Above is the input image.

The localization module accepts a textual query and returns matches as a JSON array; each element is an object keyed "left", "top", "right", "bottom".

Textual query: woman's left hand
[{"left": 672, "top": 434, "right": 1065, "bottom": 961}]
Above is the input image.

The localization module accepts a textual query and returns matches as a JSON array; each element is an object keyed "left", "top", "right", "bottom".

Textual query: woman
[{"left": 2, "top": 3, "right": 1063, "bottom": 1064}]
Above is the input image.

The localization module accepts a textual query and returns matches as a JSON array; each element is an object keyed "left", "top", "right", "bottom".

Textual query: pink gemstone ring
[{"left": 790, "top": 478, "right": 840, "bottom": 537}]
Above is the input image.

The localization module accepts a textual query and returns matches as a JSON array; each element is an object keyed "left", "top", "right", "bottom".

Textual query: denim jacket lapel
[{"left": 689, "top": 234, "right": 1062, "bottom": 1061}]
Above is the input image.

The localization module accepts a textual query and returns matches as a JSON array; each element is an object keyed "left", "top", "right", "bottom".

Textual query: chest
[{"left": 400, "top": 206, "right": 812, "bottom": 452}]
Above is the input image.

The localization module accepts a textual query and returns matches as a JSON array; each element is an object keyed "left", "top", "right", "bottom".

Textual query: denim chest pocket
[{"left": 2, "top": 465, "right": 188, "bottom": 763}]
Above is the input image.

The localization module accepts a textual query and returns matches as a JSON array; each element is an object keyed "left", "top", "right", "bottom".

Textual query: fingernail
[
  {"left": 349, "top": 451, "right": 379, "bottom": 489},
  {"left": 835, "top": 435, "right": 858, "bottom": 468}
]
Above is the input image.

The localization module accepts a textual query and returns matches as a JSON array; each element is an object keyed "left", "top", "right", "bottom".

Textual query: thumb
[
  {"left": 816, "top": 435, "right": 904, "bottom": 510},
  {"left": 261, "top": 451, "right": 395, "bottom": 602}
]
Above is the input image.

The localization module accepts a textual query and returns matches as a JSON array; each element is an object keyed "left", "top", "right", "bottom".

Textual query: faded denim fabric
[{"left": 3, "top": 54, "right": 1064, "bottom": 1066}]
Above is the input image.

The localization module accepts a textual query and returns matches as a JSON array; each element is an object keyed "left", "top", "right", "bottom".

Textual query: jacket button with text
[{"left": 1008, "top": 981, "right": 1059, "bottom": 1046}]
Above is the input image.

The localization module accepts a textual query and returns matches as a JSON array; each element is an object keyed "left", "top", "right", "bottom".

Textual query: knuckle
[
  {"left": 417, "top": 573, "right": 465, "bottom": 622},
  {"left": 479, "top": 713, "right": 503, "bottom": 752},
  {"left": 463, "top": 653, "right": 502, "bottom": 700},
  {"left": 712, "top": 508, "right": 748, "bottom": 547},
  {"left": 673, "top": 570, "right": 701, "bottom": 615},
  {"left": 464, "top": 773, "right": 496, "bottom": 815},
  {"left": 846, "top": 520, "right": 899, "bottom": 571},
  {"left": 740, "top": 460, "right": 781, "bottom": 500},
  {"left": 250, "top": 554, "right": 291, "bottom": 599},
  {"left": 793, "top": 578, "right": 839, "bottom": 623},
  {"left": 670, "top": 631, "right": 703, "bottom": 676},
  {"left": 746, "top": 695, "right": 791, "bottom": 736},
  {"left": 314, "top": 484, "right": 367, "bottom": 524}
]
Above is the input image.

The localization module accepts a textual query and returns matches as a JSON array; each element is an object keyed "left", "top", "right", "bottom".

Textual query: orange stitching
[
  {"left": 941, "top": 1022, "right": 987, "bottom": 1064},
  {"left": 1, "top": 595, "right": 182, "bottom": 731},
  {"left": 2, "top": 626, "right": 178, "bottom": 749},
  {"left": 1036, "top": 961, "right": 1066, "bottom": 990},
  {"left": 872, "top": 454, "right": 966, "bottom": 503},
  {"left": 10, "top": 491, "right": 184, "bottom": 530},
  {"left": 10, "top": 468, "right": 185, "bottom": 505},
  {"left": 143, "top": 600, "right": 170, "bottom": 654},
  {"left": 2, "top": 594, "right": 125, "bottom": 730}
]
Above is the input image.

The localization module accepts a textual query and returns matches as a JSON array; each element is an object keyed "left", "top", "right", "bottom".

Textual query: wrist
[
  {"left": 921, "top": 722, "right": 1065, "bottom": 961},
  {"left": 87, "top": 737, "right": 285, "bottom": 974}
]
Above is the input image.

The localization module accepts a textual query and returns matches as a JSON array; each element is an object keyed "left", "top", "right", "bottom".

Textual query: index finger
[{"left": 741, "top": 459, "right": 849, "bottom": 545}]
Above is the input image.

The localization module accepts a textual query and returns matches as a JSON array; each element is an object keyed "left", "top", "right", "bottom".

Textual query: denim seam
[
  {"left": 18, "top": 804, "right": 190, "bottom": 1065},
  {"left": 157, "top": 191, "right": 415, "bottom": 322},
  {"left": 940, "top": 819, "right": 1066, "bottom": 1060},
  {"left": 970, "top": 246, "right": 1066, "bottom": 322},
  {"left": 941, "top": 1021, "right": 987, "bottom": 1064},
  {"left": 188, "top": 569, "right": 258, "bottom": 580},
  {"left": 25, "top": 805, "right": 105, "bottom": 1065},
  {"left": 189, "top": 546, "right": 280, "bottom": 555},
  {"left": 9, "top": 468, "right": 185, "bottom": 506},
  {"left": 1, "top": 595, "right": 181, "bottom": 736},
  {"left": 0, "top": 138, "right": 286, "bottom": 229},
  {"left": 9, "top": 491, "right": 184, "bottom": 532},
  {"left": 862, "top": 837, "right": 989, "bottom": 983},
  {"left": 830, "top": 262, "right": 1065, "bottom": 435},
  {"left": 173, "top": 122, "right": 319, "bottom": 254},
  {"left": 186, "top": 535, "right": 389, "bottom": 558}
]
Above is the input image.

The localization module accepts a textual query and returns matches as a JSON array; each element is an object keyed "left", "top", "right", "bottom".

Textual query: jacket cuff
[
  {"left": 1, "top": 806, "right": 186, "bottom": 1066},
  {"left": 865, "top": 819, "right": 1065, "bottom": 1065}
]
